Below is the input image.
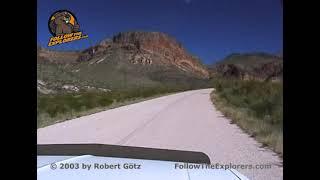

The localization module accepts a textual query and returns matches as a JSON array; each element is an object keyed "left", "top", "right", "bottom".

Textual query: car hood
[{"left": 37, "top": 155, "right": 249, "bottom": 180}]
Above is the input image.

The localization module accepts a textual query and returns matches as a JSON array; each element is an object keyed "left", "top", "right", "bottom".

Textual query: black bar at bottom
[{"left": 37, "top": 144, "right": 210, "bottom": 164}]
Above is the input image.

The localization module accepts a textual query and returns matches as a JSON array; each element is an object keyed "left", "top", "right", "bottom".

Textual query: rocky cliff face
[
  {"left": 77, "top": 32, "right": 209, "bottom": 78},
  {"left": 210, "top": 64, "right": 245, "bottom": 79},
  {"left": 37, "top": 32, "right": 211, "bottom": 93},
  {"left": 252, "top": 61, "right": 283, "bottom": 81},
  {"left": 38, "top": 32, "right": 209, "bottom": 78}
]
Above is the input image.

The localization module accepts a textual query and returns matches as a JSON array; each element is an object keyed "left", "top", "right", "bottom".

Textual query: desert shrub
[{"left": 211, "top": 78, "right": 283, "bottom": 155}]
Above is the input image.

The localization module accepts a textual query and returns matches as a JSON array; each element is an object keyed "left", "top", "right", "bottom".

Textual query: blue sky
[{"left": 37, "top": 0, "right": 283, "bottom": 64}]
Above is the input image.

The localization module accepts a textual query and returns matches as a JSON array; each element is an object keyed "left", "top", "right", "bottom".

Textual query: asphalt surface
[{"left": 37, "top": 88, "right": 283, "bottom": 180}]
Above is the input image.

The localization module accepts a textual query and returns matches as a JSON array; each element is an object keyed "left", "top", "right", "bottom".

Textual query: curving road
[{"left": 37, "top": 88, "right": 283, "bottom": 180}]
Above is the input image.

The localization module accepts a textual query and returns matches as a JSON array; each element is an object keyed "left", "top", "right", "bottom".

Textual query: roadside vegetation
[
  {"left": 211, "top": 78, "right": 283, "bottom": 156},
  {"left": 37, "top": 86, "right": 196, "bottom": 128}
]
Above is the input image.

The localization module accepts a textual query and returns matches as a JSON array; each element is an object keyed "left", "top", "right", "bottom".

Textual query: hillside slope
[{"left": 37, "top": 31, "right": 211, "bottom": 93}]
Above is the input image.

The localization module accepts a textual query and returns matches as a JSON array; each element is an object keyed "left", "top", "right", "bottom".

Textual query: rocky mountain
[
  {"left": 37, "top": 31, "right": 211, "bottom": 94},
  {"left": 209, "top": 53, "right": 283, "bottom": 81},
  {"left": 77, "top": 32, "right": 209, "bottom": 77}
]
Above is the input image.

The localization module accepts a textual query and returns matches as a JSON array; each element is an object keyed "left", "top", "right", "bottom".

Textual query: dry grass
[{"left": 211, "top": 78, "right": 283, "bottom": 156}]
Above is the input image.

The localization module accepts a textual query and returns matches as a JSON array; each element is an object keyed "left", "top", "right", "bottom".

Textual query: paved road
[{"left": 37, "top": 89, "right": 283, "bottom": 180}]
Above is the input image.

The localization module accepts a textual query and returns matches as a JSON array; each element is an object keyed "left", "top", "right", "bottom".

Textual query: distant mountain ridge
[
  {"left": 217, "top": 52, "right": 281, "bottom": 68},
  {"left": 208, "top": 52, "right": 283, "bottom": 81}
]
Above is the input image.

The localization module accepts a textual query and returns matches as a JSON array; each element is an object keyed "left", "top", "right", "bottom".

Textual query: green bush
[
  {"left": 211, "top": 78, "right": 283, "bottom": 155},
  {"left": 212, "top": 78, "right": 282, "bottom": 124}
]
